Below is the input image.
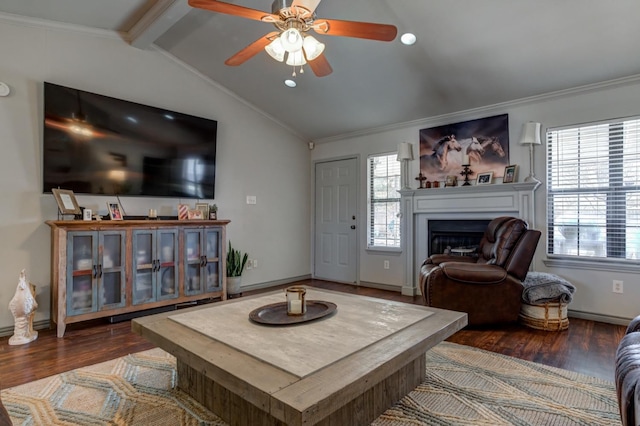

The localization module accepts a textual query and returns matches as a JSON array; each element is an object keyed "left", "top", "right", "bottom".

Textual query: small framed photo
[
  {"left": 476, "top": 171, "right": 494, "bottom": 185},
  {"left": 195, "top": 203, "right": 209, "bottom": 219},
  {"left": 107, "top": 202, "right": 124, "bottom": 220},
  {"left": 503, "top": 165, "right": 518, "bottom": 184},
  {"left": 188, "top": 209, "right": 204, "bottom": 220},
  {"left": 52, "top": 188, "right": 81, "bottom": 215},
  {"left": 178, "top": 204, "right": 189, "bottom": 220},
  {"left": 445, "top": 175, "right": 458, "bottom": 187},
  {"left": 82, "top": 208, "right": 93, "bottom": 221}
]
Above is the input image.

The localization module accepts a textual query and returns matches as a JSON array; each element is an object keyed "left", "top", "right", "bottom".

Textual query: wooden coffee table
[{"left": 132, "top": 287, "right": 467, "bottom": 426}]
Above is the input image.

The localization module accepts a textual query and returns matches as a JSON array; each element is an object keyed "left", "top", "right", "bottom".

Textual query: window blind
[
  {"left": 368, "top": 153, "right": 401, "bottom": 248},
  {"left": 546, "top": 117, "right": 640, "bottom": 260}
]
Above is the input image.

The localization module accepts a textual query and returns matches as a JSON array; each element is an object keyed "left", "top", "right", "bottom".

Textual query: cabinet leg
[{"left": 57, "top": 322, "right": 66, "bottom": 338}]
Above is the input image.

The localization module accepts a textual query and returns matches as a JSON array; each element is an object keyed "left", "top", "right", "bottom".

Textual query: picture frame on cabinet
[
  {"left": 188, "top": 209, "right": 204, "bottom": 220},
  {"left": 195, "top": 203, "right": 209, "bottom": 219},
  {"left": 502, "top": 165, "right": 518, "bottom": 184},
  {"left": 107, "top": 202, "right": 124, "bottom": 220},
  {"left": 476, "top": 172, "right": 494, "bottom": 185},
  {"left": 52, "top": 188, "right": 81, "bottom": 215}
]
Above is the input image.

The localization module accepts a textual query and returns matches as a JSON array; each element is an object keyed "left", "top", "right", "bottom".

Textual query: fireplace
[
  {"left": 428, "top": 219, "right": 490, "bottom": 256},
  {"left": 399, "top": 182, "right": 540, "bottom": 296}
]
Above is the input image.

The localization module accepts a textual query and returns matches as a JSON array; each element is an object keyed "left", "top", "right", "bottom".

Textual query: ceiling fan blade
[
  {"left": 291, "top": 0, "right": 322, "bottom": 14},
  {"left": 313, "top": 19, "right": 397, "bottom": 41},
  {"left": 188, "top": 0, "right": 275, "bottom": 22},
  {"left": 307, "top": 53, "right": 332, "bottom": 77},
  {"left": 225, "top": 32, "right": 278, "bottom": 66}
]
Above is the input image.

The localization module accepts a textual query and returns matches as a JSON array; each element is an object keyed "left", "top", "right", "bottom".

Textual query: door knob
[{"left": 351, "top": 225, "right": 356, "bottom": 229}]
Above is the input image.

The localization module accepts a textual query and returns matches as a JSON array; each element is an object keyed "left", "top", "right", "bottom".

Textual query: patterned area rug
[{"left": 1, "top": 342, "right": 620, "bottom": 425}]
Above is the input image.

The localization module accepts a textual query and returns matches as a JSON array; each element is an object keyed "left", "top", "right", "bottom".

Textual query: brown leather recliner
[
  {"left": 615, "top": 316, "right": 640, "bottom": 426},
  {"left": 420, "top": 216, "right": 541, "bottom": 326}
]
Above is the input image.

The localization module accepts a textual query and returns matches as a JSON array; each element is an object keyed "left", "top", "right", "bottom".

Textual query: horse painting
[
  {"left": 466, "top": 136, "right": 505, "bottom": 164},
  {"left": 430, "top": 135, "right": 462, "bottom": 170}
]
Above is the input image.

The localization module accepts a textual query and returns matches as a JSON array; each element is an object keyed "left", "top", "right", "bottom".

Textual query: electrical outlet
[
  {"left": 246, "top": 259, "right": 253, "bottom": 270},
  {"left": 613, "top": 280, "right": 624, "bottom": 294},
  {"left": 253, "top": 259, "right": 258, "bottom": 268},
  {"left": 246, "top": 195, "right": 257, "bottom": 205},
  {"left": 383, "top": 260, "right": 390, "bottom": 269}
]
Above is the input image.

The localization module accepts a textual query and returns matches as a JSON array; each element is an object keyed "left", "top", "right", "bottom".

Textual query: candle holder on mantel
[
  {"left": 286, "top": 286, "right": 306, "bottom": 316},
  {"left": 460, "top": 164, "right": 474, "bottom": 186}
]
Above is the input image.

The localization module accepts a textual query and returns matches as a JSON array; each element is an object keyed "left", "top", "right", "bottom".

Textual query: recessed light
[
  {"left": 400, "top": 33, "right": 416, "bottom": 46},
  {"left": 284, "top": 79, "right": 297, "bottom": 88},
  {"left": 126, "top": 116, "right": 138, "bottom": 123}
]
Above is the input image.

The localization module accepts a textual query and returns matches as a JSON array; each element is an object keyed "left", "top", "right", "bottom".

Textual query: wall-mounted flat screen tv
[{"left": 43, "top": 82, "right": 217, "bottom": 198}]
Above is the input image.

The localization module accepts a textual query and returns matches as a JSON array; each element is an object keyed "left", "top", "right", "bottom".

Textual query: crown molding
[{"left": 313, "top": 73, "right": 640, "bottom": 145}]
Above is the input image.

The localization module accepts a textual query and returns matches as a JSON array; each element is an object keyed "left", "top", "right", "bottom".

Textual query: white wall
[
  {"left": 0, "top": 19, "right": 311, "bottom": 331},
  {"left": 312, "top": 77, "right": 640, "bottom": 323}
]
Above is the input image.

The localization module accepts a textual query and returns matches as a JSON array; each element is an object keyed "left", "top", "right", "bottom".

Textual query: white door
[{"left": 314, "top": 158, "right": 358, "bottom": 283}]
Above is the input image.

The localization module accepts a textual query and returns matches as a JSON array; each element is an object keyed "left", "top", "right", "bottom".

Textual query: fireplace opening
[{"left": 428, "top": 219, "right": 491, "bottom": 256}]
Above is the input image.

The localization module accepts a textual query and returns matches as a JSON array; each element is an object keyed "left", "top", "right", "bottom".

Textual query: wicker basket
[{"left": 519, "top": 302, "right": 569, "bottom": 331}]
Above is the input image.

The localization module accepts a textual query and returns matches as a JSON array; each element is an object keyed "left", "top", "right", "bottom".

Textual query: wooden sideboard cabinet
[{"left": 46, "top": 220, "right": 229, "bottom": 337}]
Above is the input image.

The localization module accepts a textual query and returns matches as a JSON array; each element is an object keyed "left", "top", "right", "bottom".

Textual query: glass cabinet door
[
  {"left": 67, "top": 231, "right": 98, "bottom": 315},
  {"left": 157, "top": 229, "right": 178, "bottom": 300},
  {"left": 99, "top": 231, "right": 126, "bottom": 309},
  {"left": 133, "top": 230, "right": 155, "bottom": 305},
  {"left": 184, "top": 229, "right": 203, "bottom": 295},
  {"left": 204, "top": 228, "right": 221, "bottom": 292}
]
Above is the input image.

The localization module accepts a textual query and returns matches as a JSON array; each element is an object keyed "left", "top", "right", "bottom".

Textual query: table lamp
[
  {"left": 397, "top": 142, "right": 414, "bottom": 190},
  {"left": 519, "top": 122, "right": 542, "bottom": 184}
]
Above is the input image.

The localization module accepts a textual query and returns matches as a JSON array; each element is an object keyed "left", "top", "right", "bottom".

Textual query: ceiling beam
[{"left": 127, "top": 0, "right": 192, "bottom": 49}]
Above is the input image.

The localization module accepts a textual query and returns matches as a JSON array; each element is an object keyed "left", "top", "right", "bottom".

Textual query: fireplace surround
[{"left": 399, "top": 182, "right": 540, "bottom": 296}]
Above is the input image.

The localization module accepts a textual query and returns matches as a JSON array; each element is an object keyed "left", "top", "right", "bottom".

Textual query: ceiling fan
[{"left": 188, "top": 0, "right": 398, "bottom": 77}]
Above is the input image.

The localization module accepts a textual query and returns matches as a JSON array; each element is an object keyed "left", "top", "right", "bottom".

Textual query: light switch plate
[{"left": 246, "top": 195, "right": 257, "bottom": 205}]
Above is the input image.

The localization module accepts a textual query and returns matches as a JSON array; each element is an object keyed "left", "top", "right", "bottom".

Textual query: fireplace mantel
[{"left": 399, "top": 182, "right": 540, "bottom": 296}]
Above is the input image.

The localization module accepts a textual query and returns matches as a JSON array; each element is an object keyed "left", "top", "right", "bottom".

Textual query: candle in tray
[
  {"left": 290, "top": 299, "right": 302, "bottom": 314},
  {"left": 462, "top": 153, "right": 469, "bottom": 165}
]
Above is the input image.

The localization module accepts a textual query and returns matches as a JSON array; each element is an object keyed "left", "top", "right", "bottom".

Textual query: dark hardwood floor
[{"left": 0, "top": 279, "right": 627, "bottom": 390}]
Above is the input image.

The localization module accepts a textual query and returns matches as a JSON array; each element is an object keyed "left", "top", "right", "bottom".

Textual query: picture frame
[
  {"left": 503, "top": 165, "right": 518, "bottom": 184},
  {"left": 107, "top": 202, "right": 124, "bottom": 220},
  {"left": 195, "top": 203, "right": 209, "bottom": 219},
  {"left": 52, "top": 188, "right": 81, "bottom": 215},
  {"left": 419, "top": 114, "right": 510, "bottom": 182},
  {"left": 445, "top": 175, "right": 458, "bottom": 187},
  {"left": 178, "top": 204, "right": 189, "bottom": 220},
  {"left": 476, "top": 172, "right": 494, "bottom": 185},
  {"left": 188, "top": 209, "right": 204, "bottom": 220}
]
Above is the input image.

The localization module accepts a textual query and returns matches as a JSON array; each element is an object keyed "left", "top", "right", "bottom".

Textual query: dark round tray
[{"left": 249, "top": 300, "right": 337, "bottom": 325}]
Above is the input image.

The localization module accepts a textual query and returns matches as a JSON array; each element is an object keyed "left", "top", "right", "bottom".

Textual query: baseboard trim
[
  {"left": 568, "top": 309, "right": 632, "bottom": 326},
  {"left": 0, "top": 319, "right": 51, "bottom": 338},
  {"left": 358, "top": 281, "right": 403, "bottom": 293}
]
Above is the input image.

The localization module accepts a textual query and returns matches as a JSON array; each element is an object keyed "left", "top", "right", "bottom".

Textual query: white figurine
[{"left": 8, "top": 269, "right": 38, "bottom": 345}]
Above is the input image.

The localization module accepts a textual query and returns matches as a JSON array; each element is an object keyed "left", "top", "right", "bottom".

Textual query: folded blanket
[{"left": 522, "top": 272, "right": 576, "bottom": 305}]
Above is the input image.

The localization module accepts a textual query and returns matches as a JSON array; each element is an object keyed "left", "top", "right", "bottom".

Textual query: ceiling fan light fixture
[
  {"left": 302, "top": 35, "right": 325, "bottom": 61},
  {"left": 280, "top": 28, "right": 304, "bottom": 52},
  {"left": 286, "top": 50, "right": 307, "bottom": 66},
  {"left": 265, "top": 37, "right": 286, "bottom": 62}
]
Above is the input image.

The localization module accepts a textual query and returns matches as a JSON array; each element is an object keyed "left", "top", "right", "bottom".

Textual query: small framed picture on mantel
[
  {"left": 503, "top": 165, "right": 518, "bottom": 184},
  {"left": 476, "top": 172, "right": 493, "bottom": 185}
]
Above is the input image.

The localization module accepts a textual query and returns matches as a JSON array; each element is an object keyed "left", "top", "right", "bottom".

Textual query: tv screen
[{"left": 43, "top": 82, "right": 217, "bottom": 198}]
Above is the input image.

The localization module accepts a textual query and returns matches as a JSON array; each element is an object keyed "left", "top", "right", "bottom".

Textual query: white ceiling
[{"left": 2, "top": 0, "right": 640, "bottom": 141}]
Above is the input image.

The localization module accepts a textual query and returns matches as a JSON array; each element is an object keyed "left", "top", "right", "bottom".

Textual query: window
[
  {"left": 546, "top": 117, "right": 640, "bottom": 261},
  {"left": 368, "top": 153, "right": 401, "bottom": 248}
]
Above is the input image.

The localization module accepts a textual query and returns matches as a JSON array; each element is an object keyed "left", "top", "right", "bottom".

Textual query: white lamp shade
[
  {"left": 265, "top": 38, "right": 285, "bottom": 62},
  {"left": 397, "top": 142, "right": 414, "bottom": 161},
  {"left": 519, "top": 122, "right": 542, "bottom": 145},
  {"left": 302, "top": 35, "right": 325, "bottom": 61},
  {"left": 286, "top": 50, "right": 307, "bottom": 66},
  {"left": 280, "top": 28, "right": 304, "bottom": 53}
]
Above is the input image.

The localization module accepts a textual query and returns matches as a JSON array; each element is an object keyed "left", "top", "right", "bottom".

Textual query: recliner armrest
[
  {"left": 440, "top": 262, "right": 508, "bottom": 284},
  {"left": 424, "top": 254, "right": 476, "bottom": 266}
]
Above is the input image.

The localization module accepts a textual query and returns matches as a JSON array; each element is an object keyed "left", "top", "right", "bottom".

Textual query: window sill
[
  {"left": 366, "top": 246, "right": 402, "bottom": 255},
  {"left": 543, "top": 256, "right": 640, "bottom": 273}
]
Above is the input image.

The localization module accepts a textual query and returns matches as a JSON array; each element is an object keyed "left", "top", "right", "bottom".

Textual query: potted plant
[
  {"left": 209, "top": 204, "right": 218, "bottom": 220},
  {"left": 226, "top": 241, "right": 248, "bottom": 296}
]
